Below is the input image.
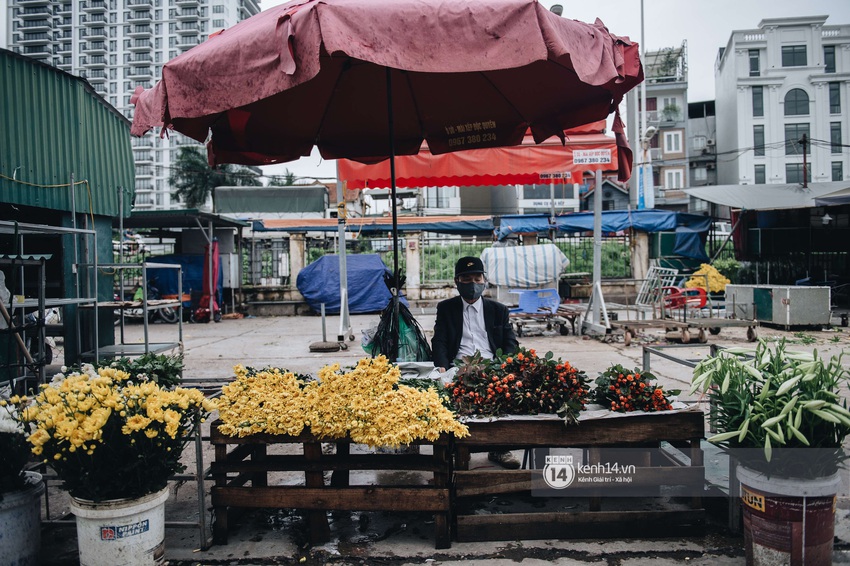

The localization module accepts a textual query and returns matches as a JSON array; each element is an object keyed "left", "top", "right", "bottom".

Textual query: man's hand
[{"left": 438, "top": 367, "right": 446, "bottom": 373}]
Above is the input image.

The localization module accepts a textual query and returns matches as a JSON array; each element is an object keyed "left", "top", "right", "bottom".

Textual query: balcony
[
  {"left": 83, "top": 13, "right": 108, "bottom": 26},
  {"left": 85, "top": 55, "right": 107, "bottom": 68},
  {"left": 176, "top": 22, "right": 200, "bottom": 35},
  {"left": 127, "top": 66, "right": 153, "bottom": 80},
  {"left": 128, "top": 39, "right": 153, "bottom": 51},
  {"left": 84, "top": 27, "right": 107, "bottom": 40},
  {"left": 20, "top": 18, "right": 51, "bottom": 31},
  {"left": 175, "top": 0, "right": 200, "bottom": 6},
  {"left": 86, "top": 41, "right": 107, "bottom": 54},
  {"left": 178, "top": 37, "right": 200, "bottom": 50},
  {"left": 83, "top": 0, "right": 108, "bottom": 12},
  {"left": 20, "top": 6, "right": 52, "bottom": 19},
  {"left": 18, "top": 0, "right": 51, "bottom": 5},
  {"left": 133, "top": 152, "right": 154, "bottom": 163},
  {"left": 19, "top": 32, "right": 51, "bottom": 45},
  {"left": 128, "top": 53, "right": 152, "bottom": 63},
  {"left": 21, "top": 46, "right": 51, "bottom": 56},
  {"left": 126, "top": 0, "right": 153, "bottom": 7},
  {"left": 86, "top": 69, "right": 108, "bottom": 84},
  {"left": 176, "top": 7, "right": 198, "bottom": 19},
  {"left": 128, "top": 25, "right": 153, "bottom": 38},
  {"left": 128, "top": 10, "right": 152, "bottom": 23}
]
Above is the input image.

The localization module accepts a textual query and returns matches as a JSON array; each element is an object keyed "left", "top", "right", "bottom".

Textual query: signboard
[
  {"left": 539, "top": 172, "right": 571, "bottom": 180},
  {"left": 519, "top": 199, "right": 579, "bottom": 209},
  {"left": 573, "top": 149, "right": 613, "bottom": 165}
]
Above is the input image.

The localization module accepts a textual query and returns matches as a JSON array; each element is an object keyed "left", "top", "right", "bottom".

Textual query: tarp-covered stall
[
  {"left": 296, "top": 254, "right": 406, "bottom": 314},
  {"left": 495, "top": 210, "right": 711, "bottom": 261}
]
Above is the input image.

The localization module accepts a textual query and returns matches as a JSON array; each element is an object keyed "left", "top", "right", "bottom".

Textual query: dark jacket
[{"left": 431, "top": 296, "right": 519, "bottom": 369}]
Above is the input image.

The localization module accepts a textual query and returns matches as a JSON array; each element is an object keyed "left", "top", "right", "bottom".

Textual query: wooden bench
[
  {"left": 452, "top": 407, "right": 706, "bottom": 542},
  {"left": 209, "top": 424, "right": 453, "bottom": 548}
]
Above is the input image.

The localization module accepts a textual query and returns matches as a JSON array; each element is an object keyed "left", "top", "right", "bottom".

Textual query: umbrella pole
[
  {"left": 387, "top": 68, "right": 400, "bottom": 362},
  {"left": 335, "top": 169, "right": 351, "bottom": 344},
  {"left": 582, "top": 169, "right": 611, "bottom": 335}
]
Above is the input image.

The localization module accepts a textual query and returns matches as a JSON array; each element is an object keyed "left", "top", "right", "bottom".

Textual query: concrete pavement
[{"left": 39, "top": 309, "right": 850, "bottom": 564}]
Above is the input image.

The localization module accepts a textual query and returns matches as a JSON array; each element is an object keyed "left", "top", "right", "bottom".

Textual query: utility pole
[{"left": 800, "top": 134, "right": 809, "bottom": 188}]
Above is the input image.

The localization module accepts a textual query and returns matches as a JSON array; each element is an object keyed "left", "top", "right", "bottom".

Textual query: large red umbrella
[{"left": 131, "top": 0, "right": 642, "bottom": 358}]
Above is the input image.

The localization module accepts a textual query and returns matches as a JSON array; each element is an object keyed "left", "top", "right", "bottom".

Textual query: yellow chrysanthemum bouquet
[
  {"left": 218, "top": 356, "right": 468, "bottom": 447},
  {"left": 13, "top": 364, "right": 216, "bottom": 501},
  {"left": 685, "top": 263, "right": 731, "bottom": 293}
]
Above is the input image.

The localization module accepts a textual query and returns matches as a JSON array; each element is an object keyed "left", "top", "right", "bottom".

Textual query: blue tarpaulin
[
  {"left": 146, "top": 254, "right": 223, "bottom": 306},
  {"left": 296, "top": 254, "right": 406, "bottom": 314},
  {"left": 496, "top": 210, "right": 712, "bottom": 260}
]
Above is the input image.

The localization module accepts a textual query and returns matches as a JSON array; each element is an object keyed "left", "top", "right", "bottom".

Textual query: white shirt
[{"left": 456, "top": 298, "right": 494, "bottom": 360}]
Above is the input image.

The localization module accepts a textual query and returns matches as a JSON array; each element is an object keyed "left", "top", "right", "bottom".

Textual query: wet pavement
[{"left": 37, "top": 309, "right": 850, "bottom": 564}]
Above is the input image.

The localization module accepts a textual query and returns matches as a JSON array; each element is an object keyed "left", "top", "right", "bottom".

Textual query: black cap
[{"left": 455, "top": 256, "right": 485, "bottom": 277}]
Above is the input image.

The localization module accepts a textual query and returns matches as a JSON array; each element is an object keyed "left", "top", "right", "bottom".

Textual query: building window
[
  {"left": 754, "top": 164, "right": 766, "bottom": 184},
  {"left": 663, "top": 131, "right": 682, "bottom": 154},
  {"left": 664, "top": 169, "right": 684, "bottom": 189},
  {"left": 781, "top": 45, "right": 807, "bottom": 67},
  {"left": 213, "top": 4, "right": 224, "bottom": 12},
  {"left": 784, "top": 123, "right": 810, "bottom": 155},
  {"left": 749, "top": 49, "right": 760, "bottom": 77},
  {"left": 784, "top": 88, "right": 809, "bottom": 116},
  {"left": 831, "top": 122, "right": 842, "bottom": 154},
  {"left": 829, "top": 82, "right": 841, "bottom": 114},
  {"left": 833, "top": 162, "right": 844, "bottom": 182},
  {"left": 753, "top": 125, "right": 765, "bottom": 157},
  {"left": 213, "top": 19, "right": 224, "bottom": 27},
  {"left": 426, "top": 186, "right": 457, "bottom": 208},
  {"left": 785, "top": 163, "right": 811, "bottom": 184},
  {"left": 694, "top": 167, "right": 707, "bottom": 182},
  {"left": 752, "top": 85, "right": 764, "bottom": 117},
  {"left": 692, "top": 135, "right": 706, "bottom": 151},
  {"left": 824, "top": 46, "right": 836, "bottom": 73}
]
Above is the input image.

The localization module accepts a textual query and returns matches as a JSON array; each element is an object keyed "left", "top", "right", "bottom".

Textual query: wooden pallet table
[
  {"left": 453, "top": 407, "right": 705, "bottom": 542},
  {"left": 209, "top": 423, "right": 453, "bottom": 548}
]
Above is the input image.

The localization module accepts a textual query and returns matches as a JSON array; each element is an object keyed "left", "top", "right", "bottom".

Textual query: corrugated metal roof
[{"left": 0, "top": 49, "right": 135, "bottom": 218}]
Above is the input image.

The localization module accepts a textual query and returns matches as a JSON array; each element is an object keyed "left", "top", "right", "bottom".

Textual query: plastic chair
[{"left": 662, "top": 286, "right": 707, "bottom": 309}]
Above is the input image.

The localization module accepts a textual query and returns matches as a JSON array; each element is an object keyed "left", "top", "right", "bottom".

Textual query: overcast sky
[{"left": 258, "top": 0, "right": 850, "bottom": 183}]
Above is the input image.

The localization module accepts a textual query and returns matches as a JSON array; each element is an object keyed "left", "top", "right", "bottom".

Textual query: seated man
[{"left": 432, "top": 256, "right": 521, "bottom": 470}]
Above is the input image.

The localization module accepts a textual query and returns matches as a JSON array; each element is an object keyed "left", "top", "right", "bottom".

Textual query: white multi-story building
[
  {"left": 715, "top": 15, "right": 849, "bottom": 186},
  {"left": 5, "top": 0, "right": 261, "bottom": 209},
  {"left": 626, "top": 42, "right": 691, "bottom": 212}
]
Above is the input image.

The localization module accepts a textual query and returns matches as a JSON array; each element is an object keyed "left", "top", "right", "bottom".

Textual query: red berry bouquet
[
  {"left": 447, "top": 348, "right": 590, "bottom": 424},
  {"left": 592, "top": 364, "right": 677, "bottom": 413}
]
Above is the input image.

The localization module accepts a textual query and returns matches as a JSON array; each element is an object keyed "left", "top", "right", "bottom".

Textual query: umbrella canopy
[
  {"left": 337, "top": 121, "right": 618, "bottom": 189},
  {"left": 684, "top": 182, "right": 850, "bottom": 211},
  {"left": 131, "top": 0, "right": 641, "bottom": 173},
  {"left": 130, "top": 0, "right": 643, "bottom": 358}
]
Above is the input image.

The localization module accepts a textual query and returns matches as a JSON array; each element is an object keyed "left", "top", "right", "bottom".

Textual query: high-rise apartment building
[
  {"left": 715, "top": 15, "right": 849, "bottom": 186},
  {"left": 5, "top": 0, "right": 261, "bottom": 209}
]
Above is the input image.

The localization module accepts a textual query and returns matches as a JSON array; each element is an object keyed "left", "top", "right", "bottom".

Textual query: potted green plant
[
  {"left": 0, "top": 397, "right": 44, "bottom": 565},
  {"left": 691, "top": 340, "right": 849, "bottom": 565},
  {"left": 11, "top": 364, "right": 215, "bottom": 566}
]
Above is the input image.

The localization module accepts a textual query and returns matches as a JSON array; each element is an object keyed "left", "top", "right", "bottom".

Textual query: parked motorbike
[{"left": 115, "top": 279, "right": 179, "bottom": 325}]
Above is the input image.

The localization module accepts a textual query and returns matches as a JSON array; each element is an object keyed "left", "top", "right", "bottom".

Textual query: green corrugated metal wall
[{"left": 0, "top": 49, "right": 135, "bottom": 217}]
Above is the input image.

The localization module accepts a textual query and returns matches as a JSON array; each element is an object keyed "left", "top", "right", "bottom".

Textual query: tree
[
  {"left": 266, "top": 169, "right": 298, "bottom": 186},
  {"left": 169, "top": 147, "right": 261, "bottom": 209}
]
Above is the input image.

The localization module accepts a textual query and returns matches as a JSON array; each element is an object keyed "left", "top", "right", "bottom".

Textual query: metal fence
[
  {"left": 552, "top": 233, "right": 632, "bottom": 279},
  {"left": 244, "top": 237, "right": 290, "bottom": 286}
]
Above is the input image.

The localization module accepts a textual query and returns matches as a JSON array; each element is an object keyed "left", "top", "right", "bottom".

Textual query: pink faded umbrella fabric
[{"left": 131, "top": 0, "right": 642, "bottom": 179}]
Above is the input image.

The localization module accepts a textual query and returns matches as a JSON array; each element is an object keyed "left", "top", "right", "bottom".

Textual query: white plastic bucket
[
  {"left": 737, "top": 465, "right": 841, "bottom": 566},
  {"left": 0, "top": 471, "right": 44, "bottom": 566},
  {"left": 69, "top": 486, "right": 169, "bottom": 566}
]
